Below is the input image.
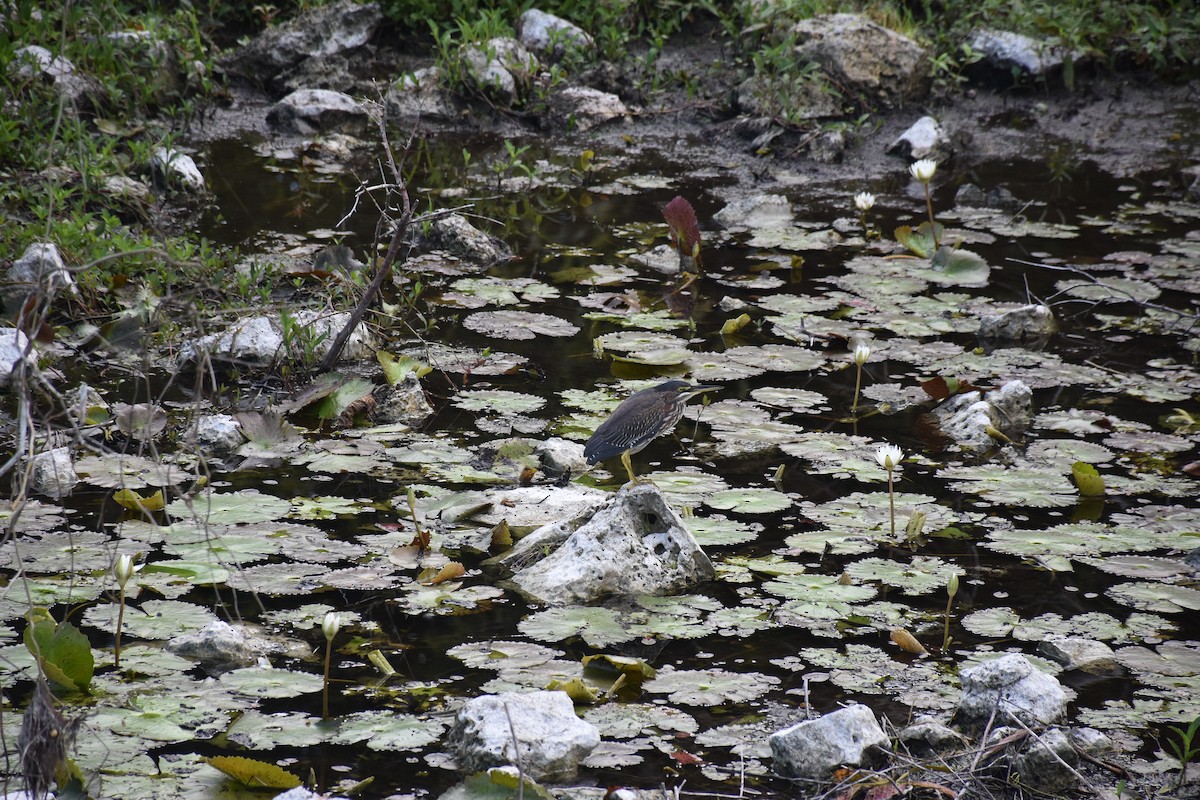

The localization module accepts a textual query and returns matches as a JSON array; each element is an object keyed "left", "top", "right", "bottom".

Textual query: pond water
[{"left": 3, "top": 126, "right": 1198, "bottom": 800}]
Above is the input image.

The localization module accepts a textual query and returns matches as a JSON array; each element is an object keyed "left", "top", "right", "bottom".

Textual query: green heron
[{"left": 584, "top": 380, "right": 721, "bottom": 483}]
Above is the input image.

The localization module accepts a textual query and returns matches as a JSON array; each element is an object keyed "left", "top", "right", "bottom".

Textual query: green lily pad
[
  {"left": 219, "top": 666, "right": 324, "bottom": 698},
  {"left": 643, "top": 667, "right": 780, "bottom": 705},
  {"left": 704, "top": 488, "right": 791, "bottom": 514}
]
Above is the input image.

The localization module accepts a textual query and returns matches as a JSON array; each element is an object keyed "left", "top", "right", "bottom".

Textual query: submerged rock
[
  {"left": 770, "top": 704, "right": 889, "bottom": 780},
  {"left": 978, "top": 303, "right": 1057, "bottom": 341},
  {"left": 535, "top": 437, "right": 587, "bottom": 478},
  {"left": 165, "top": 620, "right": 270, "bottom": 674},
  {"left": 932, "top": 379, "right": 1032, "bottom": 449},
  {"left": 27, "top": 447, "right": 78, "bottom": 500},
  {"left": 1039, "top": 637, "right": 1121, "bottom": 675},
  {"left": 375, "top": 373, "right": 433, "bottom": 427},
  {"left": 416, "top": 213, "right": 513, "bottom": 265},
  {"left": 954, "top": 653, "right": 1067, "bottom": 732},
  {"left": 489, "top": 482, "right": 714, "bottom": 605},
  {"left": 447, "top": 690, "right": 600, "bottom": 781},
  {"left": 268, "top": 88, "right": 368, "bottom": 136},
  {"left": 189, "top": 414, "right": 246, "bottom": 457}
]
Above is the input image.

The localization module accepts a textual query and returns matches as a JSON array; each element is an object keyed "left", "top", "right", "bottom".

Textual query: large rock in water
[
  {"left": 490, "top": 482, "right": 714, "bottom": 605},
  {"left": 770, "top": 705, "right": 889, "bottom": 779},
  {"left": 953, "top": 654, "right": 1068, "bottom": 733},
  {"left": 447, "top": 691, "right": 600, "bottom": 781}
]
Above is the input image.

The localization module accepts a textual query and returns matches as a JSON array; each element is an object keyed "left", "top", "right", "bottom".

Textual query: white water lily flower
[
  {"left": 322, "top": 611, "right": 341, "bottom": 641},
  {"left": 114, "top": 553, "right": 141, "bottom": 588},
  {"left": 875, "top": 443, "right": 904, "bottom": 470},
  {"left": 909, "top": 159, "right": 937, "bottom": 184},
  {"left": 853, "top": 343, "right": 871, "bottom": 366},
  {"left": 853, "top": 192, "right": 875, "bottom": 212}
]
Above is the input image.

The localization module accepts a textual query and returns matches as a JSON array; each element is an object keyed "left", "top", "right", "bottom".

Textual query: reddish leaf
[
  {"left": 865, "top": 783, "right": 904, "bottom": 800},
  {"left": 669, "top": 750, "right": 703, "bottom": 765},
  {"left": 663, "top": 196, "right": 702, "bottom": 258},
  {"left": 920, "top": 376, "right": 982, "bottom": 400}
]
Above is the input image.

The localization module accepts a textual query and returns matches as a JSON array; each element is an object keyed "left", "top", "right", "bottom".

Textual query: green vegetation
[{"left": 0, "top": 2, "right": 232, "bottom": 323}]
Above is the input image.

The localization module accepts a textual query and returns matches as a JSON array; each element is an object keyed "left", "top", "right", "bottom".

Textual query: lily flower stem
[
  {"left": 887, "top": 467, "right": 896, "bottom": 538},
  {"left": 924, "top": 185, "right": 939, "bottom": 248},
  {"left": 115, "top": 587, "right": 126, "bottom": 668},
  {"left": 852, "top": 363, "right": 864, "bottom": 415},
  {"left": 323, "top": 639, "right": 333, "bottom": 719},
  {"left": 942, "top": 594, "right": 954, "bottom": 652}
]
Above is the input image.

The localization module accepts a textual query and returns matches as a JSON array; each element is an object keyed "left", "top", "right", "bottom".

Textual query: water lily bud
[
  {"left": 875, "top": 443, "right": 904, "bottom": 470},
  {"left": 909, "top": 159, "right": 937, "bottom": 184},
  {"left": 853, "top": 343, "right": 871, "bottom": 366},
  {"left": 853, "top": 192, "right": 876, "bottom": 212},
  {"left": 115, "top": 554, "right": 137, "bottom": 589},
  {"left": 947, "top": 571, "right": 960, "bottom": 600},
  {"left": 322, "top": 611, "right": 341, "bottom": 642}
]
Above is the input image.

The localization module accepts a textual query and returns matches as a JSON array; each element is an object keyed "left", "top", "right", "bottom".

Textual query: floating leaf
[
  {"left": 113, "top": 488, "right": 165, "bottom": 513},
  {"left": 205, "top": 756, "right": 300, "bottom": 790},
  {"left": 704, "top": 488, "right": 791, "bottom": 514},
  {"left": 462, "top": 310, "right": 579, "bottom": 340},
  {"left": 1072, "top": 461, "right": 1105, "bottom": 496},
  {"left": 894, "top": 221, "right": 942, "bottom": 258},
  {"left": 643, "top": 667, "right": 779, "bottom": 705}
]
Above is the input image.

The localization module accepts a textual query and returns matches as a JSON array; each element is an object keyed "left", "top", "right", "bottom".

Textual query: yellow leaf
[
  {"left": 1072, "top": 461, "right": 1105, "bottom": 497},
  {"left": 890, "top": 628, "right": 928, "bottom": 655},
  {"left": 205, "top": 756, "right": 300, "bottom": 789},
  {"left": 545, "top": 677, "right": 599, "bottom": 704},
  {"left": 420, "top": 562, "right": 465, "bottom": 585},
  {"left": 113, "top": 488, "right": 165, "bottom": 512},
  {"left": 719, "top": 313, "right": 752, "bottom": 336}
]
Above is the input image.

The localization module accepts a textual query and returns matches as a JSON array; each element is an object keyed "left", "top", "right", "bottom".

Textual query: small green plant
[
  {"left": 1165, "top": 717, "right": 1200, "bottom": 788},
  {"left": 278, "top": 309, "right": 331, "bottom": 369},
  {"left": 490, "top": 139, "right": 536, "bottom": 186}
]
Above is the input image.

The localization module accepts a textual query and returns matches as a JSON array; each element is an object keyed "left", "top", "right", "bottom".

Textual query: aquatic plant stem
[
  {"left": 942, "top": 572, "right": 959, "bottom": 652},
  {"left": 115, "top": 586, "right": 126, "bottom": 667},
  {"left": 924, "top": 185, "right": 939, "bottom": 248},
  {"left": 322, "top": 612, "right": 340, "bottom": 719},
  {"left": 852, "top": 362, "right": 864, "bottom": 415},
  {"left": 322, "top": 638, "right": 333, "bottom": 719},
  {"left": 887, "top": 467, "right": 896, "bottom": 538}
]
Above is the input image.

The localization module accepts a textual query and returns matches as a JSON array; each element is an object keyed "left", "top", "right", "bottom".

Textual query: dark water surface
[{"left": 6, "top": 127, "right": 1194, "bottom": 800}]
